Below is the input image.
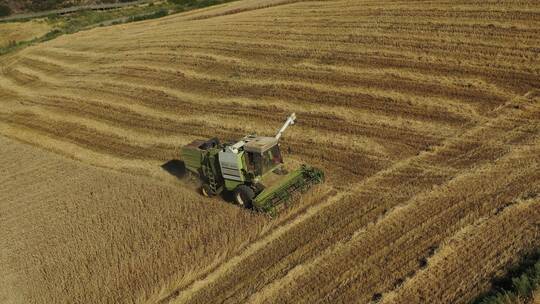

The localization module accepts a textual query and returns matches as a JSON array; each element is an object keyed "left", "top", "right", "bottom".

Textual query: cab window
[
  {"left": 246, "top": 146, "right": 282, "bottom": 176},
  {"left": 261, "top": 145, "right": 282, "bottom": 174},
  {"left": 246, "top": 152, "right": 263, "bottom": 176}
]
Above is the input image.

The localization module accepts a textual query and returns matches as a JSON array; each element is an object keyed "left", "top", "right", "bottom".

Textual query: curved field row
[
  {"left": 170, "top": 100, "right": 540, "bottom": 304},
  {"left": 40, "top": 33, "right": 538, "bottom": 74},
  {"left": 50, "top": 38, "right": 538, "bottom": 85},
  {"left": 54, "top": 11, "right": 536, "bottom": 68},
  {"left": 0, "top": 76, "right": 393, "bottom": 181},
  {"left": 381, "top": 197, "right": 540, "bottom": 304},
  {"left": 10, "top": 49, "right": 463, "bottom": 131},
  {"left": 13, "top": 50, "right": 480, "bottom": 129},
  {"left": 0, "top": 111, "right": 176, "bottom": 161},
  {"left": 267, "top": 137, "right": 540, "bottom": 304},
  {"left": 0, "top": 53, "right": 455, "bottom": 182},
  {"left": 33, "top": 47, "right": 515, "bottom": 108},
  {"left": 43, "top": 44, "right": 537, "bottom": 96}
]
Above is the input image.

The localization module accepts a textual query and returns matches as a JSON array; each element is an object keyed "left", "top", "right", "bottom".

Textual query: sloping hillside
[
  {"left": 0, "top": 0, "right": 539, "bottom": 303},
  {"left": 0, "top": 20, "right": 51, "bottom": 47},
  {"left": 0, "top": 0, "right": 126, "bottom": 14}
]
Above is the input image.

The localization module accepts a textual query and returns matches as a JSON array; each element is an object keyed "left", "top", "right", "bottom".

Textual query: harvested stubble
[{"left": 0, "top": 0, "right": 539, "bottom": 303}]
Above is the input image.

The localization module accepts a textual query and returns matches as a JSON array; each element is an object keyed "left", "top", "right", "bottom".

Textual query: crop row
[
  {"left": 381, "top": 197, "right": 540, "bottom": 304},
  {"left": 173, "top": 101, "right": 539, "bottom": 303}
]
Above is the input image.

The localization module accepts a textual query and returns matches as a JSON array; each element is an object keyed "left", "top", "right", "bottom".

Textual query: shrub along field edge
[{"left": 473, "top": 250, "right": 540, "bottom": 304}]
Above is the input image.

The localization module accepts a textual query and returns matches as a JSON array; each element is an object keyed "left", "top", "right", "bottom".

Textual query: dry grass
[
  {"left": 533, "top": 289, "right": 540, "bottom": 304},
  {"left": 0, "top": 136, "right": 267, "bottom": 303},
  {"left": 380, "top": 197, "right": 540, "bottom": 304},
  {"left": 0, "top": 19, "right": 51, "bottom": 47},
  {"left": 0, "top": 0, "right": 539, "bottom": 303}
]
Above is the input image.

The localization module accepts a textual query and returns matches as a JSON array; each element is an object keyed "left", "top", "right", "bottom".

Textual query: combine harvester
[{"left": 181, "top": 113, "right": 324, "bottom": 215}]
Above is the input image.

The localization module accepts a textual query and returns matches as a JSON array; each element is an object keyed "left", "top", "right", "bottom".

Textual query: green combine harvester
[{"left": 181, "top": 113, "right": 324, "bottom": 215}]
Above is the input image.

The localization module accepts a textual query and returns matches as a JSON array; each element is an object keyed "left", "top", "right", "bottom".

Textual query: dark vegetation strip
[
  {"left": 0, "top": 30, "right": 63, "bottom": 56},
  {"left": 0, "top": 0, "right": 151, "bottom": 21},
  {"left": 473, "top": 249, "right": 540, "bottom": 304}
]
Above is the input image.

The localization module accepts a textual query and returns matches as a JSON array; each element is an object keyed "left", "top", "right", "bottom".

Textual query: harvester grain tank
[{"left": 181, "top": 113, "right": 324, "bottom": 215}]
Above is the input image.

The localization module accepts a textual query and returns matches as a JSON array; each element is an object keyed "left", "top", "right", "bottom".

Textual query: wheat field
[
  {"left": 0, "top": 19, "right": 51, "bottom": 47},
  {"left": 0, "top": 0, "right": 539, "bottom": 303}
]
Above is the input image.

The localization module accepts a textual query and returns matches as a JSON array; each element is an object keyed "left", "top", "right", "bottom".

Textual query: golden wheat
[
  {"left": 0, "top": 19, "right": 51, "bottom": 48},
  {"left": 0, "top": 0, "right": 539, "bottom": 303}
]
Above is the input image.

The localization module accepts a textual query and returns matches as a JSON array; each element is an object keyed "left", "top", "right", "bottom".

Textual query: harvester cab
[{"left": 181, "top": 113, "right": 324, "bottom": 215}]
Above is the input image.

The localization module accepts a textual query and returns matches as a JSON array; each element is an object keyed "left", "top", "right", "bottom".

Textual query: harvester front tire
[
  {"left": 201, "top": 184, "right": 213, "bottom": 197},
  {"left": 234, "top": 185, "right": 254, "bottom": 209}
]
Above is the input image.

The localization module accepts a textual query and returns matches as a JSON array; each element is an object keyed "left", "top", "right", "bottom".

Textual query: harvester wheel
[
  {"left": 234, "top": 185, "right": 254, "bottom": 209},
  {"left": 201, "top": 184, "right": 213, "bottom": 197}
]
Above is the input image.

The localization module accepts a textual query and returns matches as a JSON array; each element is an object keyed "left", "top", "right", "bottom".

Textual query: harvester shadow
[
  {"left": 161, "top": 159, "right": 235, "bottom": 203},
  {"left": 161, "top": 159, "right": 186, "bottom": 179},
  {"left": 220, "top": 190, "right": 235, "bottom": 203}
]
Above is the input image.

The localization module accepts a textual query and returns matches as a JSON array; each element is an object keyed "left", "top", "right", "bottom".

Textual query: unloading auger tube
[{"left": 275, "top": 112, "right": 296, "bottom": 140}]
